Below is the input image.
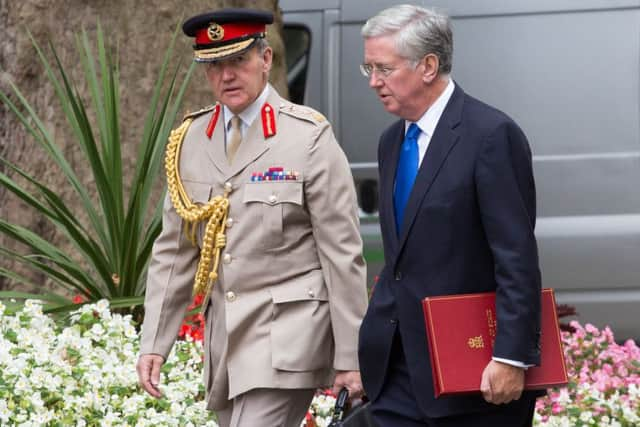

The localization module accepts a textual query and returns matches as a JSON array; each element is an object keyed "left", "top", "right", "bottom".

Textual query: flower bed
[
  {"left": 534, "top": 321, "right": 640, "bottom": 426},
  {"left": 2, "top": 299, "right": 638, "bottom": 426},
  {"left": 0, "top": 300, "right": 216, "bottom": 426}
]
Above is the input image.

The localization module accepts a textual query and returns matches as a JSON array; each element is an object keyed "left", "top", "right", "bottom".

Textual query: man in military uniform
[{"left": 136, "top": 8, "right": 368, "bottom": 427}]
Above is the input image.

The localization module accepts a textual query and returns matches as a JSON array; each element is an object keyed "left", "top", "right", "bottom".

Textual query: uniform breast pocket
[{"left": 243, "top": 181, "right": 304, "bottom": 250}]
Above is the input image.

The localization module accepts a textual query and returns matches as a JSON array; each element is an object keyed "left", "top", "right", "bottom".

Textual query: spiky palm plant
[{"left": 0, "top": 24, "right": 194, "bottom": 315}]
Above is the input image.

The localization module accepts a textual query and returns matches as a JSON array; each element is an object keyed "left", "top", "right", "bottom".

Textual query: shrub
[{"left": 0, "top": 24, "right": 192, "bottom": 316}]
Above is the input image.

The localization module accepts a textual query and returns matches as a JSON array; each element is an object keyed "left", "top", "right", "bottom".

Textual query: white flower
[
  {"left": 16, "top": 330, "right": 34, "bottom": 347},
  {"left": 14, "top": 411, "right": 27, "bottom": 422},
  {"left": 90, "top": 323, "right": 105, "bottom": 336},
  {"left": 621, "top": 406, "right": 639, "bottom": 424},
  {"left": 14, "top": 377, "right": 29, "bottom": 394},
  {"left": 23, "top": 299, "right": 43, "bottom": 316},
  {"left": 95, "top": 299, "right": 110, "bottom": 317},
  {"left": 0, "top": 300, "right": 218, "bottom": 426},
  {"left": 124, "top": 323, "right": 137, "bottom": 339},
  {"left": 29, "top": 408, "right": 53, "bottom": 424},
  {"left": 0, "top": 399, "right": 10, "bottom": 423},
  {"left": 102, "top": 410, "right": 120, "bottom": 426},
  {"left": 579, "top": 411, "right": 593, "bottom": 422}
]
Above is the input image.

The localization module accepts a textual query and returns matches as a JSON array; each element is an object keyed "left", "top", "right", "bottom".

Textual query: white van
[{"left": 280, "top": 0, "right": 640, "bottom": 340}]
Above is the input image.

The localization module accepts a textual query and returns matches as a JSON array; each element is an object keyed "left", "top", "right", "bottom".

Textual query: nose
[
  {"left": 369, "top": 73, "right": 382, "bottom": 88},
  {"left": 221, "top": 64, "right": 235, "bottom": 81}
]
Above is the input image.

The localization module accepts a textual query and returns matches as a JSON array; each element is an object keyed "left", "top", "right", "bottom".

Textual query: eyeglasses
[
  {"left": 359, "top": 63, "right": 398, "bottom": 79},
  {"left": 359, "top": 63, "right": 402, "bottom": 79}
]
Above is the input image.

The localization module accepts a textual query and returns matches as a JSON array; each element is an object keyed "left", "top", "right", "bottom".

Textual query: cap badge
[{"left": 207, "top": 23, "right": 224, "bottom": 42}]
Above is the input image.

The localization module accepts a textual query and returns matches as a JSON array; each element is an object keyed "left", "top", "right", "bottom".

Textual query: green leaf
[
  {"left": 0, "top": 290, "right": 69, "bottom": 306},
  {"left": 4, "top": 329, "right": 18, "bottom": 344},
  {"left": 0, "top": 21, "right": 191, "bottom": 315},
  {"left": 43, "top": 295, "right": 145, "bottom": 315}
]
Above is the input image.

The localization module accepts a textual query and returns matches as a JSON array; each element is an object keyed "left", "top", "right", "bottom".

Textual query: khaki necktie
[{"left": 227, "top": 115, "right": 243, "bottom": 163}]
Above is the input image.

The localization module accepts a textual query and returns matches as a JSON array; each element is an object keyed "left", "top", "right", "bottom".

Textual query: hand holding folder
[{"left": 422, "top": 288, "right": 568, "bottom": 398}]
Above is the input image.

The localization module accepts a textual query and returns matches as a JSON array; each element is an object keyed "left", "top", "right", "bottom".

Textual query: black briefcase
[{"left": 328, "top": 388, "right": 376, "bottom": 427}]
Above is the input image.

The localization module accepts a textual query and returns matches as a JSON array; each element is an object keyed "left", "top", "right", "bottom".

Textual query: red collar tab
[
  {"left": 261, "top": 103, "right": 276, "bottom": 138},
  {"left": 195, "top": 22, "right": 266, "bottom": 46},
  {"left": 206, "top": 104, "right": 221, "bottom": 139}
]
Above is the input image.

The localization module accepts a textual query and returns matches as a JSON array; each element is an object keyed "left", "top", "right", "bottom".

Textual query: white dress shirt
[
  {"left": 406, "top": 78, "right": 530, "bottom": 370},
  {"left": 407, "top": 78, "right": 455, "bottom": 166}
]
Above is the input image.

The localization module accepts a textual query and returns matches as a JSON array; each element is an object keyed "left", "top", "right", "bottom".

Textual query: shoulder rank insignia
[
  {"left": 182, "top": 103, "right": 221, "bottom": 139},
  {"left": 183, "top": 104, "right": 216, "bottom": 121},
  {"left": 280, "top": 102, "right": 326, "bottom": 125},
  {"left": 311, "top": 111, "right": 326, "bottom": 123},
  {"left": 261, "top": 103, "right": 277, "bottom": 138}
]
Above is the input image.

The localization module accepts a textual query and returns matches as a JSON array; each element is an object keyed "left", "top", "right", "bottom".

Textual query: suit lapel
[
  {"left": 380, "top": 121, "right": 405, "bottom": 253},
  {"left": 396, "top": 84, "right": 465, "bottom": 251}
]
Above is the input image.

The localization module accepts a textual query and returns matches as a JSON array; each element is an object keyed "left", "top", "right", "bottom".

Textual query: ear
[
  {"left": 421, "top": 54, "right": 440, "bottom": 84},
  {"left": 262, "top": 46, "right": 273, "bottom": 73}
]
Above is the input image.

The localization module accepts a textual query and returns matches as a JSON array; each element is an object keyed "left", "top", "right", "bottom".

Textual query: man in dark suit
[{"left": 357, "top": 5, "right": 543, "bottom": 426}]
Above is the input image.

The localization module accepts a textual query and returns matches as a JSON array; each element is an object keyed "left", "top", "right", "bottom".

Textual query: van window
[{"left": 282, "top": 24, "right": 311, "bottom": 105}]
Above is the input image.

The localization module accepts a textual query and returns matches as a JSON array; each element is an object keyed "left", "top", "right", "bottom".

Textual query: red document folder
[{"left": 422, "top": 288, "right": 568, "bottom": 397}]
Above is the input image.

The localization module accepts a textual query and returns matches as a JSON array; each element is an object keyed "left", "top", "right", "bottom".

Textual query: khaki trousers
[{"left": 215, "top": 388, "right": 316, "bottom": 427}]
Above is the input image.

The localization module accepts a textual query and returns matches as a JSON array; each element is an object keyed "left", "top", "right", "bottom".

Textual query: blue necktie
[{"left": 394, "top": 123, "right": 421, "bottom": 233}]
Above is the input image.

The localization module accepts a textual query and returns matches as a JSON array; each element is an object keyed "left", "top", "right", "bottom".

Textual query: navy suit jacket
[{"left": 358, "top": 84, "right": 542, "bottom": 418}]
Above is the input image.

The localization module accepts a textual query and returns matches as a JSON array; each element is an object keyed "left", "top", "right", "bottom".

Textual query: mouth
[{"left": 223, "top": 87, "right": 242, "bottom": 95}]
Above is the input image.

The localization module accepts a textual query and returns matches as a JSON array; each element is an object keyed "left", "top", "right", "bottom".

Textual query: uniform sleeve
[
  {"left": 139, "top": 193, "right": 200, "bottom": 359},
  {"left": 304, "top": 122, "right": 369, "bottom": 371},
  {"left": 475, "top": 120, "right": 542, "bottom": 365}
]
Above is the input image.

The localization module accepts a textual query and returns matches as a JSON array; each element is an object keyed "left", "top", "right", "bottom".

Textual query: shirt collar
[
  {"left": 223, "top": 83, "right": 270, "bottom": 130},
  {"left": 407, "top": 78, "right": 455, "bottom": 137}
]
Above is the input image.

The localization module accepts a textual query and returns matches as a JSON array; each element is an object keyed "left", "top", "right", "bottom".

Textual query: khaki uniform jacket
[{"left": 140, "top": 86, "right": 368, "bottom": 410}]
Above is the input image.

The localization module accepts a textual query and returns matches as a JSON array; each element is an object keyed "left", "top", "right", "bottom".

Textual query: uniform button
[
  {"left": 222, "top": 253, "right": 232, "bottom": 264},
  {"left": 224, "top": 182, "right": 233, "bottom": 192},
  {"left": 225, "top": 291, "right": 236, "bottom": 302},
  {"left": 226, "top": 218, "right": 234, "bottom": 228},
  {"left": 395, "top": 272, "right": 402, "bottom": 280},
  {"left": 307, "top": 289, "right": 315, "bottom": 298},
  {"left": 268, "top": 194, "right": 277, "bottom": 204}
]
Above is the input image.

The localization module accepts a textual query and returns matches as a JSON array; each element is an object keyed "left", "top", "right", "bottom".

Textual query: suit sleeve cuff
[{"left": 492, "top": 356, "right": 533, "bottom": 369}]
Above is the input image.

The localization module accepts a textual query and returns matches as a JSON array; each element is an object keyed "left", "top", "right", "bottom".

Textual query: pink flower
[
  {"left": 551, "top": 402, "right": 564, "bottom": 414},
  {"left": 585, "top": 323, "right": 600, "bottom": 336}
]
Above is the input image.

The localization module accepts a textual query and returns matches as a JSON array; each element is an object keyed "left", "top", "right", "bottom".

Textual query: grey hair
[
  {"left": 361, "top": 4, "right": 453, "bottom": 75},
  {"left": 254, "top": 37, "right": 269, "bottom": 54}
]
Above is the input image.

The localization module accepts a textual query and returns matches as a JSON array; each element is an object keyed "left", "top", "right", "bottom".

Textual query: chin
[
  {"left": 225, "top": 99, "right": 250, "bottom": 113},
  {"left": 383, "top": 105, "right": 400, "bottom": 116}
]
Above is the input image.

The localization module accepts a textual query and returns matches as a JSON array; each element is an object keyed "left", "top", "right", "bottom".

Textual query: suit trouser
[
  {"left": 216, "top": 388, "right": 316, "bottom": 427},
  {"left": 370, "top": 331, "right": 536, "bottom": 427}
]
